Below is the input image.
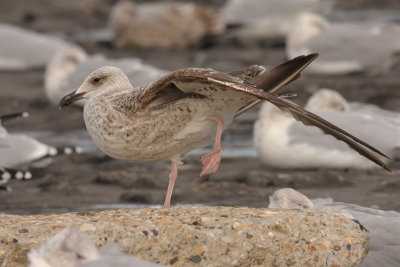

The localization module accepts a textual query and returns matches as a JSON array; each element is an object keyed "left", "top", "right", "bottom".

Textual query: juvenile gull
[
  {"left": 59, "top": 54, "right": 391, "bottom": 208},
  {"left": 254, "top": 88, "right": 400, "bottom": 169}
]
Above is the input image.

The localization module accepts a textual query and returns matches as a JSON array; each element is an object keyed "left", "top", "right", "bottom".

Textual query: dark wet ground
[{"left": 0, "top": 0, "right": 399, "bottom": 214}]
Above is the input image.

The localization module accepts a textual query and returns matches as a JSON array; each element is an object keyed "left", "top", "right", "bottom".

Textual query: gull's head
[
  {"left": 59, "top": 66, "right": 131, "bottom": 108},
  {"left": 305, "top": 88, "right": 350, "bottom": 111}
]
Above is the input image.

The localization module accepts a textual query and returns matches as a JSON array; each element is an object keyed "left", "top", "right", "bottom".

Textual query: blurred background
[{"left": 0, "top": 0, "right": 399, "bottom": 214}]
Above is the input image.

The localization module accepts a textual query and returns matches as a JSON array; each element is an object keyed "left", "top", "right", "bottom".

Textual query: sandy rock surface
[{"left": 0, "top": 206, "right": 369, "bottom": 266}]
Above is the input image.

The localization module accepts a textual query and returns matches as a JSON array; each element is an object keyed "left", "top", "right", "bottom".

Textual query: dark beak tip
[
  {"left": 58, "top": 97, "right": 69, "bottom": 108},
  {"left": 59, "top": 90, "right": 82, "bottom": 108}
]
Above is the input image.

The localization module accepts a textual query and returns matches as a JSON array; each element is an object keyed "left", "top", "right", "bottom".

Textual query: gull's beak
[{"left": 59, "top": 90, "right": 85, "bottom": 108}]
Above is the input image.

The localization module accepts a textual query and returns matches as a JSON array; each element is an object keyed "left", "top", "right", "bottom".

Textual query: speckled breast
[{"left": 83, "top": 97, "right": 234, "bottom": 162}]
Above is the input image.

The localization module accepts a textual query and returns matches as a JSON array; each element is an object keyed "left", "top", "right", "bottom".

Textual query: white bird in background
[
  {"left": 254, "top": 88, "right": 400, "bottom": 169},
  {"left": 44, "top": 45, "right": 169, "bottom": 106},
  {"left": 286, "top": 12, "right": 400, "bottom": 75},
  {"left": 0, "top": 113, "right": 57, "bottom": 169},
  {"left": 222, "top": 0, "right": 335, "bottom": 40},
  {"left": 269, "top": 188, "right": 400, "bottom": 267},
  {"left": 0, "top": 23, "right": 69, "bottom": 71},
  {"left": 28, "top": 227, "right": 164, "bottom": 267}
]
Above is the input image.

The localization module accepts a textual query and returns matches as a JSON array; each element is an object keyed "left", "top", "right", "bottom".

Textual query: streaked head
[{"left": 59, "top": 66, "right": 131, "bottom": 107}]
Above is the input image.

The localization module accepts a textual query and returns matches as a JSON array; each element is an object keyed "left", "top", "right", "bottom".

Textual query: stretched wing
[
  {"left": 232, "top": 53, "right": 318, "bottom": 117},
  {"left": 137, "top": 56, "right": 391, "bottom": 171},
  {"left": 136, "top": 54, "right": 318, "bottom": 110}
]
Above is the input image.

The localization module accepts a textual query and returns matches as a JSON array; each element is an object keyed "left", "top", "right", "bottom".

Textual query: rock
[
  {"left": 268, "top": 188, "right": 400, "bottom": 267},
  {"left": 0, "top": 207, "right": 369, "bottom": 266}
]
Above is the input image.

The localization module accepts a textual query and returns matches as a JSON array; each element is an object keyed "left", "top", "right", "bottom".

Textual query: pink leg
[
  {"left": 163, "top": 161, "right": 178, "bottom": 208},
  {"left": 200, "top": 115, "right": 224, "bottom": 176}
]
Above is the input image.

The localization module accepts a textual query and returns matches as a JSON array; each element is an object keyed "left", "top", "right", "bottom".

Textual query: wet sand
[{"left": 0, "top": 0, "right": 399, "bottom": 214}]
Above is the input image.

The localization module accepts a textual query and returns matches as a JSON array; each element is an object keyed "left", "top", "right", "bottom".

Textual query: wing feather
[
  {"left": 234, "top": 53, "right": 318, "bottom": 117},
  {"left": 137, "top": 54, "right": 318, "bottom": 108},
  {"left": 134, "top": 54, "right": 391, "bottom": 171}
]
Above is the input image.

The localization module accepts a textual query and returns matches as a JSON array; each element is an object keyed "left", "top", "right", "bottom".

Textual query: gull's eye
[{"left": 92, "top": 77, "right": 102, "bottom": 84}]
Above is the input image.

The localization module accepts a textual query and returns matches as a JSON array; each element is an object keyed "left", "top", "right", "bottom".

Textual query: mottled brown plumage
[{"left": 60, "top": 54, "right": 391, "bottom": 208}]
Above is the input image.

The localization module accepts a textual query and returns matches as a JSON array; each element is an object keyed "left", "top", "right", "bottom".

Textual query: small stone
[
  {"left": 169, "top": 256, "right": 179, "bottom": 265},
  {"left": 151, "top": 229, "right": 158, "bottom": 236},
  {"left": 286, "top": 258, "right": 296, "bottom": 266},
  {"left": 189, "top": 255, "right": 201, "bottom": 263},
  {"left": 232, "top": 222, "right": 241, "bottom": 229},
  {"left": 333, "top": 245, "right": 341, "bottom": 251},
  {"left": 267, "top": 231, "right": 275, "bottom": 237},
  {"left": 273, "top": 223, "right": 289, "bottom": 235}
]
